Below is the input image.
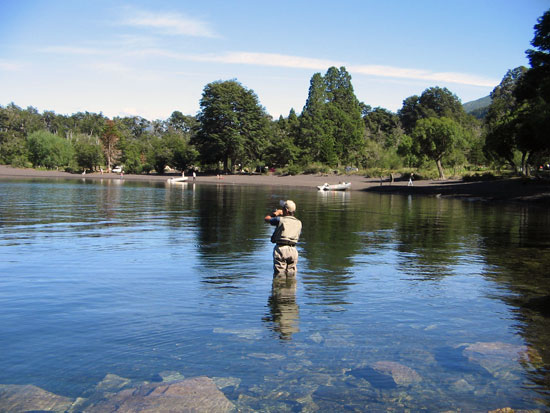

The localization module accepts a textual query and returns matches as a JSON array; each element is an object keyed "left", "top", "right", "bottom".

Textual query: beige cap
[{"left": 284, "top": 200, "right": 296, "bottom": 212}]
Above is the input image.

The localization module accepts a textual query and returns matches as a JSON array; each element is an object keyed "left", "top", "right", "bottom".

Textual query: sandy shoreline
[{"left": 1, "top": 165, "right": 549, "bottom": 204}]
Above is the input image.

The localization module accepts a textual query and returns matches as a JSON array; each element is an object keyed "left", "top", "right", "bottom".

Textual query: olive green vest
[{"left": 271, "top": 216, "right": 302, "bottom": 245}]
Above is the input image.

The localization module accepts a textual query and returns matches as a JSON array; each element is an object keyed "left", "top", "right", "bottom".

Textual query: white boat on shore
[
  {"left": 317, "top": 182, "right": 351, "bottom": 191},
  {"left": 167, "top": 176, "right": 188, "bottom": 183}
]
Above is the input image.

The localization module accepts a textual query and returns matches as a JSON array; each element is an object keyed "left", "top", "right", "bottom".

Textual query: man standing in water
[{"left": 264, "top": 200, "right": 302, "bottom": 278}]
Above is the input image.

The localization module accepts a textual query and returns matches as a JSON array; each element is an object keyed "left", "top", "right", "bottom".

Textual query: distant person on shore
[
  {"left": 408, "top": 172, "right": 414, "bottom": 186},
  {"left": 193, "top": 171, "right": 196, "bottom": 181},
  {"left": 264, "top": 200, "right": 302, "bottom": 279}
]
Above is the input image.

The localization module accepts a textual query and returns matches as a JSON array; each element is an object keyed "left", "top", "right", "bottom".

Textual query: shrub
[
  {"left": 27, "top": 130, "right": 74, "bottom": 169},
  {"left": 303, "top": 162, "right": 331, "bottom": 174}
]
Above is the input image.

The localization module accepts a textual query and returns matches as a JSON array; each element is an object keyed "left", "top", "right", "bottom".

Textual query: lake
[{"left": 0, "top": 178, "right": 549, "bottom": 411}]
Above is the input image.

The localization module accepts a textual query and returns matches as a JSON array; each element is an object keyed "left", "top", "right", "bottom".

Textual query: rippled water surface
[{"left": 1, "top": 178, "right": 549, "bottom": 411}]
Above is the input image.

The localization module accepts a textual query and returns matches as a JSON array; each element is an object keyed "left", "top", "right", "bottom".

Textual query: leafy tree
[
  {"left": 0, "top": 132, "right": 29, "bottom": 166},
  {"left": 69, "top": 112, "right": 106, "bottom": 139},
  {"left": 419, "top": 87, "right": 465, "bottom": 120},
  {"left": 484, "top": 67, "right": 528, "bottom": 171},
  {"left": 148, "top": 135, "right": 173, "bottom": 174},
  {"left": 73, "top": 133, "right": 104, "bottom": 171},
  {"left": 363, "top": 106, "right": 402, "bottom": 148},
  {"left": 194, "top": 80, "right": 270, "bottom": 172},
  {"left": 514, "top": 9, "right": 550, "bottom": 169},
  {"left": 27, "top": 130, "right": 74, "bottom": 169},
  {"left": 117, "top": 116, "right": 150, "bottom": 139},
  {"left": 167, "top": 133, "right": 198, "bottom": 172},
  {"left": 399, "top": 87, "right": 466, "bottom": 134},
  {"left": 264, "top": 120, "right": 300, "bottom": 168},
  {"left": 412, "top": 117, "right": 465, "bottom": 179},
  {"left": 168, "top": 111, "right": 198, "bottom": 134},
  {"left": 398, "top": 95, "right": 423, "bottom": 135}
]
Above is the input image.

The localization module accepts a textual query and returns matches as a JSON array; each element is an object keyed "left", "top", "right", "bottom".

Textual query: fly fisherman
[{"left": 264, "top": 200, "right": 302, "bottom": 278}]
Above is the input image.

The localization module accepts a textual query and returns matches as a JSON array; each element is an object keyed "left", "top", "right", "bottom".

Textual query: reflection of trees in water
[
  {"left": 392, "top": 196, "right": 477, "bottom": 279},
  {"left": 298, "top": 192, "right": 363, "bottom": 306},
  {"left": 193, "top": 185, "right": 271, "bottom": 286},
  {"left": 475, "top": 205, "right": 550, "bottom": 399}
]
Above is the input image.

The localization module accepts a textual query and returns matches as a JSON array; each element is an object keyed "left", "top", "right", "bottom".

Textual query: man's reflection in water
[{"left": 263, "top": 276, "right": 299, "bottom": 340}]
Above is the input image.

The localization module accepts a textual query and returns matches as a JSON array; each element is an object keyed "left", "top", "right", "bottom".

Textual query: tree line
[{"left": 1, "top": 9, "right": 548, "bottom": 178}]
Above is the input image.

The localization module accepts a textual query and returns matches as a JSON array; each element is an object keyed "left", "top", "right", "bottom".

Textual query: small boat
[
  {"left": 317, "top": 182, "right": 351, "bottom": 191},
  {"left": 167, "top": 176, "right": 188, "bottom": 183}
]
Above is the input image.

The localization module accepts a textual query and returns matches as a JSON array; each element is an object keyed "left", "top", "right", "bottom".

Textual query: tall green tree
[
  {"left": 484, "top": 67, "right": 528, "bottom": 171},
  {"left": 194, "top": 80, "right": 270, "bottom": 172},
  {"left": 298, "top": 67, "right": 364, "bottom": 166},
  {"left": 412, "top": 117, "right": 465, "bottom": 179},
  {"left": 514, "top": 9, "right": 550, "bottom": 168}
]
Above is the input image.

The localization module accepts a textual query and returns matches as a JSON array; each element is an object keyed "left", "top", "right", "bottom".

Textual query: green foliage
[
  {"left": 412, "top": 117, "right": 465, "bottom": 179},
  {"left": 27, "top": 130, "right": 74, "bottom": 169},
  {"left": 363, "top": 106, "right": 401, "bottom": 148},
  {"left": 194, "top": 80, "right": 270, "bottom": 172},
  {"left": 285, "top": 164, "right": 302, "bottom": 176},
  {"left": 398, "top": 87, "right": 468, "bottom": 134},
  {"left": 303, "top": 162, "right": 331, "bottom": 174},
  {"left": 0, "top": 131, "right": 29, "bottom": 165},
  {"left": 299, "top": 67, "right": 364, "bottom": 166},
  {"left": 263, "top": 121, "right": 300, "bottom": 168},
  {"left": 483, "top": 9, "right": 550, "bottom": 175},
  {"left": 166, "top": 133, "right": 198, "bottom": 171},
  {"left": 512, "top": 9, "right": 550, "bottom": 171},
  {"left": 73, "top": 133, "right": 104, "bottom": 171},
  {"left": 119, "top": 138, "right": 146, "bottom": 174},
  {"left": 148, "top": 136, "right": 173, "bottom": 174}
]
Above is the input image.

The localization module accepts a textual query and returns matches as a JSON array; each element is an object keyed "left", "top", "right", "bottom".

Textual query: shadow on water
[
  {"left": 349, "top": 366, "right": 398, "bottom": 389},
  {"left": 433, "top": 346, "right": 493, "bottom": 378}
]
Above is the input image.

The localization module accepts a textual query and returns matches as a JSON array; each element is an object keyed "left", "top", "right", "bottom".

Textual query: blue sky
[{"left": 1, "top": 1, "right": 548, "bottom": 120}]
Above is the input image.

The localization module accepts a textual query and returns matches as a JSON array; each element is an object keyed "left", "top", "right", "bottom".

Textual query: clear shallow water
[{"left": 1, "top": 178, "right": 549, "bottom": 411}]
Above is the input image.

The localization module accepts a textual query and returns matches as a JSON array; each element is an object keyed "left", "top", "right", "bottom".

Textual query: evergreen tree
[{"left": 298, "top": 67, "right": 364, "bottom": 166}]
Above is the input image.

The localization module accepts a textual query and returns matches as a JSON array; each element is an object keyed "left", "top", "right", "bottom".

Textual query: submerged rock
[
  {"left": 450, "top": 378, "right": 475, "bottom": 393},
  {"left": 157, "top": 370, "right": 186, "bottom": 383},
  {"left": 372, "top": 361, "right": 422, "bottom": 386},
  {"left": 0, "top": 384, "right": 73, "bottom": 413},
  {"left": 86, "top": 376, "right": 235, "bottom": 412},
  {"left": 464, "top": 342, "right": 526, "bottom": 359},
  {"left": 213, "top": 376, "right": 241, "bottom": 390},
  {"left": 463, "top": 341, "right": 527, "bottom": 378},
  {"left": 95, "top": 373, "right": 133, "bottom": 392}
]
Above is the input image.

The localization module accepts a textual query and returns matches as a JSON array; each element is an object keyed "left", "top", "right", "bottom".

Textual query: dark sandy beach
[{"left": 1, "top": 165, "right": 549, "bottom": 204}]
